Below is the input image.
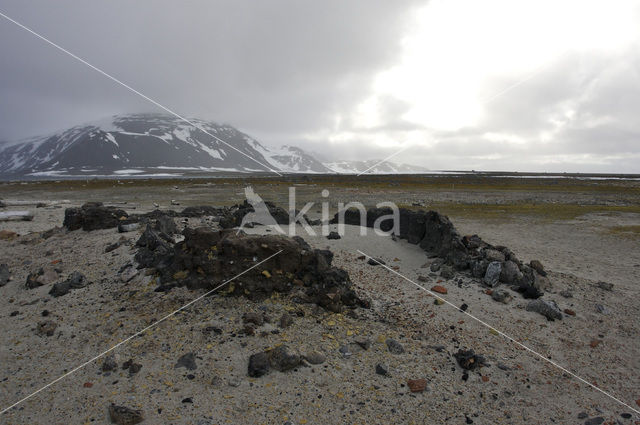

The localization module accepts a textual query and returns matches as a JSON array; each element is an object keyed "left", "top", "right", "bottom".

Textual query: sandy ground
[{"left": 0, "top": 194, "right": 639, "bottom": 424}]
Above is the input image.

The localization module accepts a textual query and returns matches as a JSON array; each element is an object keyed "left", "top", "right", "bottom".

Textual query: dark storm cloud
[
  {"left": 1, "top": 0, "right": 639, "bottom": 173},
  {"left": 0, "top": 0, "right": 422, "bottom": 141}
]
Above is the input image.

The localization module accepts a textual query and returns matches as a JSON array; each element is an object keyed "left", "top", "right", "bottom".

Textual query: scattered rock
[
  {"left": 367, "top": 257, "right": 385, "bottom": 266},
  {"left": 243, "top": 312, "right": 264, "bottom": 326},
  {"left": 102, "top": 355, "right": 118, "bottom": 372},
  {"left": 385, "top": 338, "right": 405, "bottom": 354},
  {"left": 268, "top": 345, "right": 302, "bottom": 372},
  {"left": 526, "top": 299, "right": 563, "bottom": 321},
  {"left": 529, "top": 260, "right": 546, "bottom": 276},
  {"left": 430, "top": 260, "right": 442, "bottom": 272},
  {"left": 108, "top": 404, "right": 144, "bottom": 425},
  {"left": 440, "top": 265, "right": 454, "bottom": 279},
  {"left": 354, "top": 337, "right": 371, "bottom": 350},
  {"left": 595, "top": 304, "right": 610, "bottom": 315},
  {"left": 375, "top": 364, "right": 389, "bottom": 376},
  {"left": 407, "top": 378, "right": 427, "bottom": 393},
  {"left": 584, "top": 417, "right": 604, "bottom": 425},
  {"left": 454, "top": 349, "right": 486, "bottom": 370},
  {"left": 483, "top": 262, "right": 502, "bottom": 287},
  {"left": 326, "top": 231, "right": 341, "bottom": 240},
  {"left": 596, "top": 281, "right": 613, "bottom": 291},
  {"left": 500, "top": 260, "right": 523, "bottom": 284},
  {"left": 303, "top": 351, "right": 326, "bottom": 365},
  {"left": 491, "top": 289, "right": 512, "bottom": 304},
  {"left": 64, "top": 202, "right": 131, "bottom": 232},
  {"left": 0, "top": 264, "right": 10, "bottom": 286},
  {"left": 278, "top": 313, "right": 293, "bottom": 328},
  {"left": 37, "top": 320, "right": 58, "bottom": 337},
  {"left": 49, "top": 272, "right": 87, "bottom": 297},
  {"left": 517, "top": 283, "right": 543, "bottom": 299},
  {"left": 0, "top": 229, "right": 18, "bottom": 240},
  {"left": 120, "top": 267, "right": 138, "bottom": 283},
  {"left": 118, "top": 223, "right": 140, "bottom": 233},
  {"left": 431, "top": 285, "right": 447, "bottom": 294},
  {"left": 25, "top": 265, "right": 59, "bottom": 289},
  {"left": 559, "top": 289, "right": 573, "bottom": 298},
  {"left": 122, "top": 359, "right": 142, "bottom": 375},
  {"left": 484, "top": 249, "right": 506, "bottom": 263},
  {"left": 248, "top": 352, "right": 270, "bottom": 377},
  {"left": 175, "top": 352, "right": 197, "bottom": 370}
]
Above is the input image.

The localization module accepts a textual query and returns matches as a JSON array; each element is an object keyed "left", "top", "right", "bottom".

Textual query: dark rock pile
[
  {"left": 135, "top": 225, "right": 365, "bottom": 312},
  {"left": 63, "top": 202, "right": 131, "bottom": 231},
  {"left": 332, "top": 207, "right": 549, "bottom": 297}
]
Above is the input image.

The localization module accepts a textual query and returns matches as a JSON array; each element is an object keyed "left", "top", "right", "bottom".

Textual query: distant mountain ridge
[{"left": 0, "top": 114, "right": 427, "bottom": 177}]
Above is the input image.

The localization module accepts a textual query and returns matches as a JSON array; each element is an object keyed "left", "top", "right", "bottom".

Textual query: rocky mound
[
  {"left": 332, "top": 207, "right": 549, "bottom": 296},
  {"left": 135, "top": 225, "right": 365, "bottom": 312}
]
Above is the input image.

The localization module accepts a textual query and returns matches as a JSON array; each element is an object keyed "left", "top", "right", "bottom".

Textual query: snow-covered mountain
[
  {"left": 325, "top": 159, "right": 429, "bottom": 174},
  {"left": 0, "top": 114, "right": 331, "bottom": 177},
  {"left": 0, "top": 114, "right": 430, "bottom": 178}
]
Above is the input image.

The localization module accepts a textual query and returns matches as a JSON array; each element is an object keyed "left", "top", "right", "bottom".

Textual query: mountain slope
[
  {"left": 325, "top": 159, "right": 429, "bottom": 174},
  {"left": 0, "top": 114, "right": 331, "bottom": 177}
]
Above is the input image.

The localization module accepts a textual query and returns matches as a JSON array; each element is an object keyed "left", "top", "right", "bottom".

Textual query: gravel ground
[{"left": 0, "top": 197, "right": 639, "bottom": 424}]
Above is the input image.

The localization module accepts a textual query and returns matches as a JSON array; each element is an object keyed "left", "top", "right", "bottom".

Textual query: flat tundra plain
[{"left": 0, "top": 174, "right": 639, "bottom": 425}]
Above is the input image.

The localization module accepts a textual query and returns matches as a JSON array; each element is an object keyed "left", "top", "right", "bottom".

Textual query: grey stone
[
  {"left": 483, "top": 262, "right": 502, "bottom": 287},
  {"left": 484, "top": 249, "right": 505, "bottom": 262},
  {"left": 303, "top": 351, "right": 326, "bottom": 365},
  {"left": 491, "top": 289, "right": 512, "bottom": 304},
  {"left": 0, "top": 264, "right": 10, "bottom": 286},
  {"left": 500, "top": 260, "right": 522, "bottom": 284},
  {"left": 375, "top": 364, "right": 389, "bottom": 376},
  {"left": 175, "top": 352, "right": 197, "bottom": 370},
  {"left": 595, "top": 304, "right": 610, "bottom": 315},
  {"left": 596, "top": 281, "right": 613, "bottom": 291},
  {"left": 278, "top": 313, "right": 293, "bottom": 328},
  {"left": 440, "top": 265, "right": 454, "bottom": 279},
  {"left": 268, "top": 345, "right": 302, "bottom": 372},
  {"left": 102, "top": 355, "right": 118, "bottom": 372},
  {"left": 248, "top": 352, "right": 270, "bottom": 377},
  {"left": 386, "top": 338, "right": 405, "bottom": 354},
  {"left": 118, "top": 223, "right": 140, "bottom": 233},
  {"left": 526, "top": 299, "right": 563, "bottom": 321}
]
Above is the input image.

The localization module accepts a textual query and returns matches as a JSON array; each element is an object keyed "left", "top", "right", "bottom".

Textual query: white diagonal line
[
  {"left": 0, "top": 250, "right": 283, "bottom": 415},
  {"left": 356, "top": 145, "right": 411, "bottom": 176},
  {"left": 0, "top": 10, "right": 283, "bottom": 177},
  {"left": 479, "top": 49, "right": 568, "bottom": 105},
  {"left": 356, "top": 249, "right": 640, "bottom": 416},
  {"left": 355, "top": 50, "right": 569, "bottom": 176}
]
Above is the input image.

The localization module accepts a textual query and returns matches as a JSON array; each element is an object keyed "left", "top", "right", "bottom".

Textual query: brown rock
[
  {"left": 0, "top": 230, "right": 18, "bottom": 240},
  {"left": 564, "top": 309, "right": 576, "bottom": 316},
  {"left": 407, "top": 378, "right": 427, "bottom": 393},
  {"left": 590, "top": 339, "right": 601, "bottom": 348},
  {"left": 431, "top": 285, "right": 447, "bottom": 294}
]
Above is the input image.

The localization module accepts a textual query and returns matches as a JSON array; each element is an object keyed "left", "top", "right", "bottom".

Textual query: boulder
[
  {"left": 483, "top": 261, "right": 502, "bottom": 287},
  {"left": 500, "top": 260, "right": 523, "bottom": 284},
  {"left": 63, "top": 202, "right": 131, "bottom": 231},
  {"left": 529, "top": 260, "right": 546, "bottom": 276},
  {"left": 526, "top": 299, "right": 562, "bottom": 321}
]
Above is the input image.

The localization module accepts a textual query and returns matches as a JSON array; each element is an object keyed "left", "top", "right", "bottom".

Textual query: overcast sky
[{"left": 1, "top": 0, "right": 639, "bottom": 172}]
